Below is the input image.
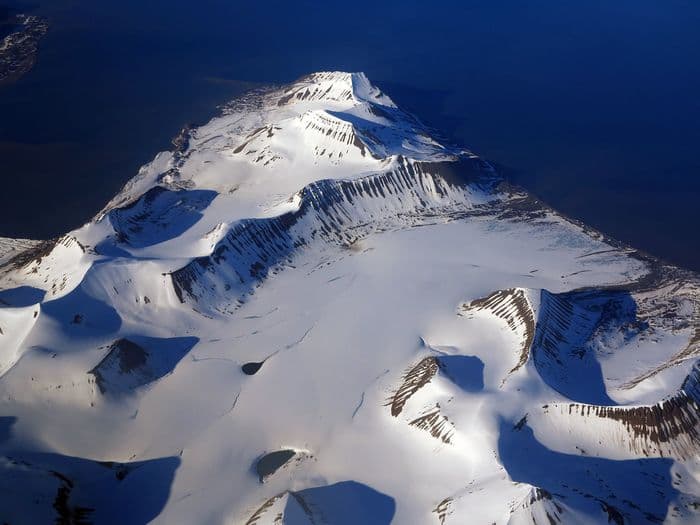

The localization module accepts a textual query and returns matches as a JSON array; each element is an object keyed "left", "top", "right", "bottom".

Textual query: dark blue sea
[{"left": 1, "top": 0, "right": 699, "bottom": 270}]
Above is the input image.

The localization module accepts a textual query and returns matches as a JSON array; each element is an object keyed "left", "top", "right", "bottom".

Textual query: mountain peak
[
  {"left": 277, "top": 71, "right": 396, "bottom": 108},
  {"left": 1, "top": 71, "right": 699, "bottom": 525}
]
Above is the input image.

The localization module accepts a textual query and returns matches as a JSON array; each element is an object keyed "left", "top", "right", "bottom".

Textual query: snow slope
[{"left": 0, "top": 72, "right": 699, "bottom": 524}]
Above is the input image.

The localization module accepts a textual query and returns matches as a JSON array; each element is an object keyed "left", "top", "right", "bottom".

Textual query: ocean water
[{"left": 1, "top": 0, "right": 698, "bottom": 270}]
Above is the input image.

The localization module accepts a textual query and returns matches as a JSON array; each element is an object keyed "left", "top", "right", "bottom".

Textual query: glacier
[{"left": 0, "top": 71, "right": 699, "bottom": 524}]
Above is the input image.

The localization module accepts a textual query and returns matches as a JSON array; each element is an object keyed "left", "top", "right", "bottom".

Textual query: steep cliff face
[
  {"left": 170, "top": 157, "right": 495, "bottom": 315},
  {"left": 0, "top": 72, "right": 699, "bottom": 524},
  {"left": 531, "top": 364, "right": 700, "bottom": 461},
  {"left": 459, "top": 288, "right": 538, "bottom": 381}
]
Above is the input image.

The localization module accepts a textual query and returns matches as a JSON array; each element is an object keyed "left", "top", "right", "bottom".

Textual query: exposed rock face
[
  {"left": 0, "top": 235, "right": 87, "bottom": 302},
  {"left": 386, "top": 353, "right": 483, "bottom": 444},
  {"left": 462, "top": 278, "right": 698, "bottom": 403},
  {"left": 388, "top": 356, "right": 439, "bottom": 417},
  {"left": 508, "top": 487, "right": 567, "bottom": 525},
  {"left": 621, "top": 276, "right": 700, "bottom": 389},
  {"left": 408, "top": 404, "right": 454, "bottom": 444},
  {"left": 89, "top": 339, "right": 148, "bottom": 394},
  {"left": 460, "top": 288, "right": 536, "bottom": 380},
  {"left": 255, "top": 449, "right": 297, "bottom": 482},
  {"left": 88, "top": 337, "right": 197, "bottom": 395},
  {"left": 171, "top": 157, "right": 495, "bottom": 314},
  {"left": 276, "top": 72, "right": 394, "bottom": 107},
  {"left": 530, "top": 289, "right": 637, "bottom": 405},
  {"left": 386, "top": 357, "right": 454, "bottom": 443},
  {"left": 0, "top": 237, "right": 42, "bottom": 267},
  {"left": 540, "top": 364, "right": 700, "bottom": 460}
]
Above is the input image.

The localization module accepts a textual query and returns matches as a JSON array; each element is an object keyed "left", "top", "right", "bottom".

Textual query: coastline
[{"left": 0, "top": 11, "right": 48, "bottom": 87}]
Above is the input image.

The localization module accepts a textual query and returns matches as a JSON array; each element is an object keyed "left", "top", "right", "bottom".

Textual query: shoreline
[{"left": 0, "top": 11, "right": 49, "bottom": 87}]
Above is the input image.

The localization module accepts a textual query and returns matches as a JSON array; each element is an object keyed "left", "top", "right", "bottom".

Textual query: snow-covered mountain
[{"left": 0, "top": 71, "right": 699, "bottom": 524}]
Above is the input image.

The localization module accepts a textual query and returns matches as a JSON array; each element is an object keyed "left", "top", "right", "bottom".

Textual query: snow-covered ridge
[
  {"left": 532, "top": 363, "right": 700, "bottom": 460},
  {"left": 1, "top": 71, "right": 700, "bottom": 524},
  {"left": 95, "top": 71, "right": 464, "bottom": 220},
  {"left": 459, "top": 288, "right": 538, "bottom": 381},
  {"left": 276, "top": 71, "right": 397, "bottom": 108},
  {"left": 170, "top": 157, "right": 496, "bottom": 315}
]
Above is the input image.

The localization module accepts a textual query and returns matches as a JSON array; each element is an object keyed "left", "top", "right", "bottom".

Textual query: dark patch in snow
[
  {"left": 387, "top": 357, "right": 438, "bottom": 417},
  {"left": 89, "top": 336, "right": 198, "bottom": 395},
  {"left": 255, "top": 449, "right": 296, "bottom": 483},
  {"left": 242, "top": 361, "right": 263, "bottom": 375}
]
